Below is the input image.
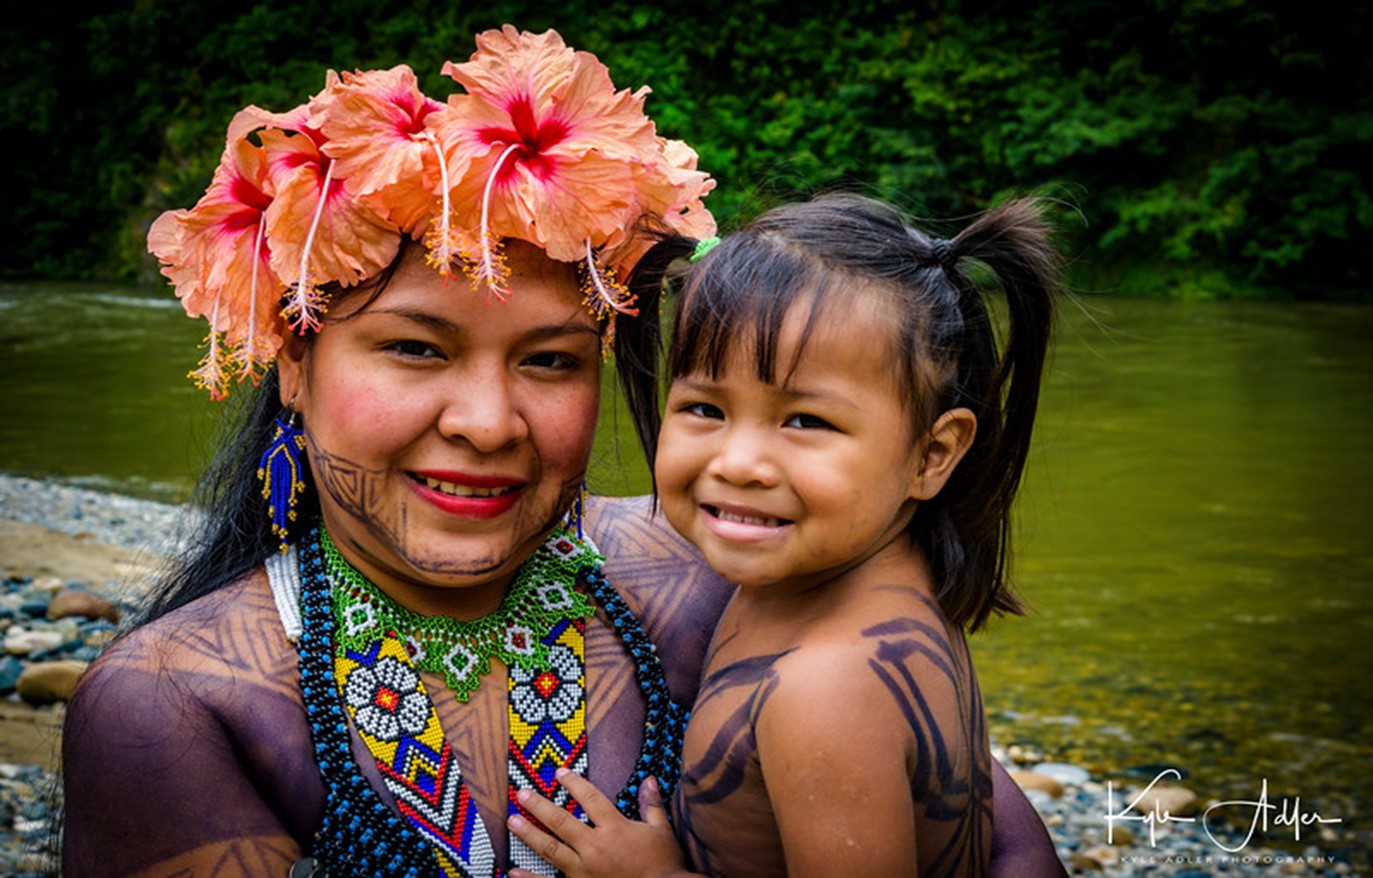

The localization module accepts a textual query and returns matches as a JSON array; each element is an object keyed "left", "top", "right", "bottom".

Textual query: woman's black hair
[
  {"left": 139, "top": 238, "right": 669, "bottom": 623},
  {"left": 625, "top": 194, "right": 1061, "bottom": 631}
]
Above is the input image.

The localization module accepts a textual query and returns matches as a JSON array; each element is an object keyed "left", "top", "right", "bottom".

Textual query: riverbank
[{"left": 0, "top": 474, "right": 1362, "bottom": 875}]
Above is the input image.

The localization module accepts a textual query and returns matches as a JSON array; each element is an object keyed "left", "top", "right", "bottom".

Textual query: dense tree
[{"left": 4, "top": 0, "right": 1368, "bottom": 298}]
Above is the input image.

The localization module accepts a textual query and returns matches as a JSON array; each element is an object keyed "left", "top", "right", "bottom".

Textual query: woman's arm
[
  {"left": 62, "top": 583, "right": 317, "bottom": 876},
  {"left": 990, "top": 760, "right": 1068, "bottom": 877}
]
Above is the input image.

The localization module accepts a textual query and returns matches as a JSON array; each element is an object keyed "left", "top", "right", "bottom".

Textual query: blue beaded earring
[
  {"left": 259, "top": 406, "right": 308, "bottom": 552},
  {"left": 566, "top": 480, "right": 589, "bottom": 540}
]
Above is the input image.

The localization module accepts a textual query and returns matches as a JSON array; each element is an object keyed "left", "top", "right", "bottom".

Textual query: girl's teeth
[
  {"left": 716, "top": 509, "right": 780, "bottom": 527},
  {"left": 422, "top": 476, "right": 510, "bottom": 497}
]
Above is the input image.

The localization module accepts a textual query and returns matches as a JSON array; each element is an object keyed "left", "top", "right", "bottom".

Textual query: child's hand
[{"left": 507, "top": 768, "right": 697, "bottom": 878}]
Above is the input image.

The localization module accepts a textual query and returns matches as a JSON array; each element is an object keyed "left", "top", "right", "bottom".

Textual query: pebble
[
  {"left": 1126, "top": 781, "right": 1199, "bottom": 818},
  {"left": 4, "top": 630, "right": 64, "bottom": 657},
  {"left": 48, "top": 589, "right": 120, "bottom": 624},
  {"left": 1010, "top": 769, "right": 1065, "bottom": 799},
  {"left": 1032, "top": 761, "right": 1092, "bottom": 787},
  {"left": 0, "top": 474, "right": 190, "bottom": 554},
  {"left": 16, "top": 660, "right": 88, "bottom": 705}
]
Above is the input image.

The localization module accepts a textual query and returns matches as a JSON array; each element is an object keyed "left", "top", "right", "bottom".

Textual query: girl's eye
[
  {"left": 386, "top": 339, "right": 442, "bottom": 359},
  {"left": 784, "top": 413, "right": 834, "bottom": 430},
  {"left": 684, "top": 402, "right": 725, "bottom": 420},
  {"left": 522, "top": 351, "right": 579, "bottom": 371}
]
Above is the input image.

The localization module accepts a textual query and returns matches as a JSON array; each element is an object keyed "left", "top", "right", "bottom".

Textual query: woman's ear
[
  {"left": 910, "top": 408, "right": 977, "bottom": 500},
  {"left": 276, "top": 332, "right": 308, "bottom": 408}
]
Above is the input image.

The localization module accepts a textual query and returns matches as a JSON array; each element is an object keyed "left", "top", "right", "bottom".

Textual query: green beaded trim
[{"left": 323, "top": 526, "right": 600, "bottom": 703}]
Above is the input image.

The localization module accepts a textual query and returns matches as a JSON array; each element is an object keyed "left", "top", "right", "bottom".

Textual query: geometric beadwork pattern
[
  {"left": 507, "top": 616, "right": 589, "bottom": 876},
  {"left": 337, "top": 635, "right": 496, "bottom": 878}
]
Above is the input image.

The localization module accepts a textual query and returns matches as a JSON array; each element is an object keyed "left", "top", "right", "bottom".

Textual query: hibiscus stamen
[
  {"left": 190, "top": 296, "right": 230, "bottom": 402},
  {"left": 421, "top": 131, "right": 459, "bottom": 280},
  {"left": 283, "top": 159, "right": 335, "bottom": 333},
  {"left": 472, "top": 142, "right": 522, "bottom": 301},
  {"left": 582, "top": 238, "right": 638, "bottom": 317},
  {"left": 236, "top": 213, "right": 268, "bottom": 381}
]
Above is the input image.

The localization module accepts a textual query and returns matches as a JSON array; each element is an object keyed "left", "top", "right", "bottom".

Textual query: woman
[{"left": 61, "top": 26, "right": 1060, "bottom": 877}]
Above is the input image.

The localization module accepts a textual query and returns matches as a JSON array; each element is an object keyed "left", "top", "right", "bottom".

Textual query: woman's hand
[{"left": 507, "top": 769, "right": 701, "bottom": 878}]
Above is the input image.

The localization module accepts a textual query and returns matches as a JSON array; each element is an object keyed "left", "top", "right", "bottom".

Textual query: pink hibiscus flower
[
  {"left": 314, "top": 66, "right": 448, "bottom": 236},
  {"left": 148, "top": 122, "right": 284, "bottom": 399},
  {"left": 429, "top": 26, "right": 669, "bottom": 299}
]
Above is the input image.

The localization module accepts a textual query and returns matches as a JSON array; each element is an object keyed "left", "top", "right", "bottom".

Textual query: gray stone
[{"left": 1030, "top": 761, "right": 1091, "bottom": 787}]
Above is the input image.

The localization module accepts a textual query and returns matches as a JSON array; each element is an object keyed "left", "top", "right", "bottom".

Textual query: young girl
[{"left": 509, "top": 193, "right": 1061, "bottom": 877}]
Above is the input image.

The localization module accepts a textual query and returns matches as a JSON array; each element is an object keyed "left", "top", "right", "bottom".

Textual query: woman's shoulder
[
  {"left": 76, "top": 567, "right": 299, "bottom": 709},
  {"left": 585, "top": 494, "right": 736, "bottom": 701}
]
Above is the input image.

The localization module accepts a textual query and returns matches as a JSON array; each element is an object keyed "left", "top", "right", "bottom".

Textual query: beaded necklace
[
  {"left": 296, "top": 525, "right": 690, "bottom": 877},
  {"left": 324, "top": 527, "right": 598, "bottom": 702}
]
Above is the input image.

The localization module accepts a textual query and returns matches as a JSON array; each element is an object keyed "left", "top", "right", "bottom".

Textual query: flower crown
[{"left": 150, "top": 26, "right": 716, "bottom": 399}]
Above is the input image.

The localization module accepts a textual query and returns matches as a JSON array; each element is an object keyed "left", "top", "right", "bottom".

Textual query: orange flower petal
[
  {"left": 431, "top": 26, "right": 666, "bottom": 260},
  {"left": 316, "top": 65, "right": 447, "bottom": 234},
  {"left": 260, "top": 128, "right": 400, "bottom": 292}
]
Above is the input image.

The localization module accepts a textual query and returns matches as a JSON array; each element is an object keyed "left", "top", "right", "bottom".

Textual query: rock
[
  {"left": 83, "top": 626, "right": 117, "bottom": 648},
  {"left": 1067, "top": 852, "right": 1104, "bottom": 871},
  {"left": 0, "top": 656, "right": 23, "bottom": 693},
  {"left": 1104, "top": 823, "right": 1134, "bottom": 845},
  {"left": 4, "top": 628, "right": 65, "bottom": 656},
  {"left": 1006, "top": 744, "right": 1044, "bottom": 765},
  {"left": 1031, "top": 761, "right": 1091, "bottom": 787},
  {"left": 1128, "top": 782, "right": 1198, "bottom": 818},
  {"left": 14, "top": 852, "right": 57, "bottom": 874},
  {"left": 18, "top": 598, "right": 50, "bottom": 618},
  {"left": 16, "top": 660, "right": 88, "bottom": 705},
  {"left": 28, "top": 576, "right": 66, "bottom": 594},
  {"left": 48, "top": 589, "right": 120, "bottom": 624},
  {"left": 1009, "top": 769, "right": 1064, "bottom": 798},
  {"left": 1080, "top": 845, "right": 1119, "bottom": 867}
]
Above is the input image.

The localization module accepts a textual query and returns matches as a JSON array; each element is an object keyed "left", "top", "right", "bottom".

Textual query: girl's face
[
  {"left": 279, "top": 242, "right": 602, "bottom": 617},
  {"left": 656, "top": 297, "right": 946, "bottom": 595}
]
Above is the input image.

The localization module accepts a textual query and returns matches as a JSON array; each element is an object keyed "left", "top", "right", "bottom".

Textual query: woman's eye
[
  {"left": 523, "top": 351, "right": 579, "bottom": 370},
  {"left": 684, "top": 402, "right": 725, "bottom": 420},
  {"left": 386, "top": 340, "right": 442, "bottom": 359},
  {"left": 784, "top": 413, "right": 834, "bottom": 430}
]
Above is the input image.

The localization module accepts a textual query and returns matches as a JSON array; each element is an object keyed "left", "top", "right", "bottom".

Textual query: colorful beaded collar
[
  {"left": 295, "top": 524, "right": 691, "bottom": 876},
  {"left": 323, "top": 526, "right": 597, "bottom": 702}
]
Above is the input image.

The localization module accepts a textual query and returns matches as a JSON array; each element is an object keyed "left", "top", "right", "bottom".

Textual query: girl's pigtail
[
  {"left": 926, "top": 198, "right": 1061, "bottom": 630},
  {"left": 618, "top": 233, "right": 700, "bottom": 469}
]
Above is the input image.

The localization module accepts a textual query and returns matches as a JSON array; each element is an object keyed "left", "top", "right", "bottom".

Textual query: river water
[{"left": 2, "top": 281, "right": 1370, "bottom": 858}]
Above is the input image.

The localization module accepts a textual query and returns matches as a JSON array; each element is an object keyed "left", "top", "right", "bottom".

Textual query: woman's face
[{"left": 278, "top": 242, "right": 601, "bottom": 616}]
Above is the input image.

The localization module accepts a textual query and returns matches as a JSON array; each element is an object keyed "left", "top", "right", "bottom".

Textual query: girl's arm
[{"left": 751, "top": 647, "right": 924, "bottom": 877}]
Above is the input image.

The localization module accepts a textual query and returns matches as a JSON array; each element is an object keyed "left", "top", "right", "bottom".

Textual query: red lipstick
[{"left": 409, "top": 470, "right": 524, "bottom": 519}]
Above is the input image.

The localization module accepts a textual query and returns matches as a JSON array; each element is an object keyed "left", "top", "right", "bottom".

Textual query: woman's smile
[{"left": 409, "top": 469, "right": 526, "bottom": 518}]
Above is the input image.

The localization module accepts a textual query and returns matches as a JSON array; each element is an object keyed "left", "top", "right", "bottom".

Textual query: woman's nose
[
  {"left": 706, "top": 425, "right": 779, "bottom": 488},
  {"left": 436, "top": 368, "right": 528, "bottom": 452}
]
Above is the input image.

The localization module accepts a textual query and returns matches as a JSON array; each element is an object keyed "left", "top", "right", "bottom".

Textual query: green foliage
[{"left": 4, "top": 0, "right": 1369, "bottom": 298}]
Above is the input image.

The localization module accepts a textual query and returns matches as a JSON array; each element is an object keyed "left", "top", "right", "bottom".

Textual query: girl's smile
[{"left": 699, "top": 500, "right": 795, "bottom": 541}]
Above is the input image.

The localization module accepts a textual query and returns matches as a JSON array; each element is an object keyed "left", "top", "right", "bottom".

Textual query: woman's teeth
[{"left": 421, "top": 476, "right": 513, "bottom": 498}]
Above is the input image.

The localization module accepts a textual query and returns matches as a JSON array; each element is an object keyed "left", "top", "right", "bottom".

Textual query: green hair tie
[{"left": 690, "top": 236, "right": 721, "bottom": 262}]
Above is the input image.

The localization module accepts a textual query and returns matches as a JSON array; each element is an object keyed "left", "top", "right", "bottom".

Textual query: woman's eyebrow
[
  {"left": 365, "top": 307, "right": 461, "bottom": 333},
  {"left": 524, "top": 322, "right": 602, "bottom": 341},
  {"left": 363, "top": 307, "right": 600, "bottom": 341}
]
